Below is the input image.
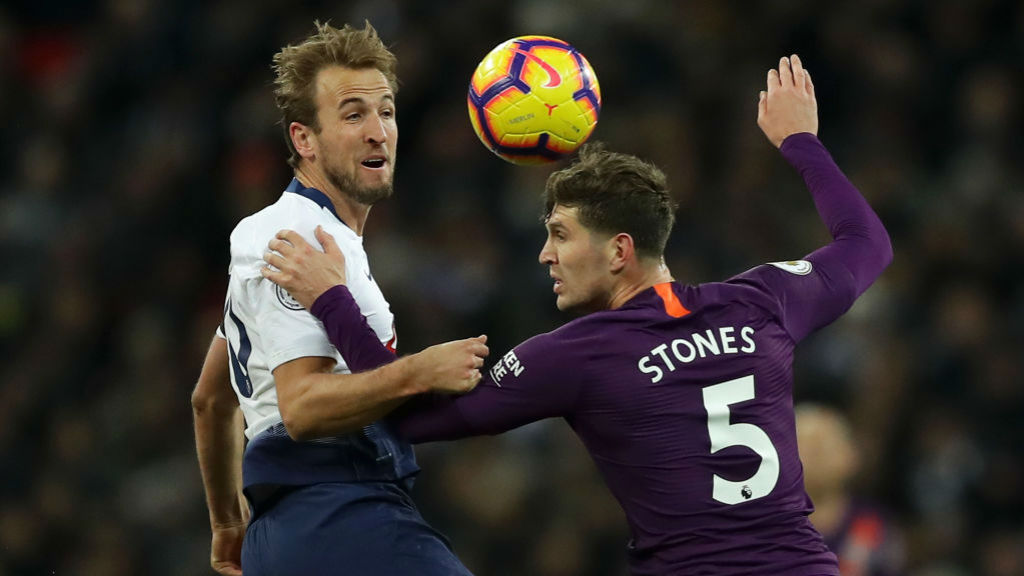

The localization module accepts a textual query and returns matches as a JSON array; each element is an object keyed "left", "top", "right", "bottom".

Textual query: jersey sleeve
[
  {"left": 729, "top": 133, "right": 893, "bottom": 342},
  {"left": 308, "top": 285, "right": 585, "bottom": 442},
  {"left": 310, "top": 285, "right": 397, "bottom": 371},
  {"left": 393, "top": 331, "right": 585, "bottom": 443},
  {"left": 238, "top": 275, "right": 340, "bottom": 372}
]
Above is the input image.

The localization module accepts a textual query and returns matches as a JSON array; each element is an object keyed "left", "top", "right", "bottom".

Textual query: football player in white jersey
[{"left": 191, "top": 21, "right": 487, "bottom": 576}]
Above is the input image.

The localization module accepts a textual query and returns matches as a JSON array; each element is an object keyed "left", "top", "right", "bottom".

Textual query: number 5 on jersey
[{"left": 702, "top": 375, "right": 780, "bottom": 505}]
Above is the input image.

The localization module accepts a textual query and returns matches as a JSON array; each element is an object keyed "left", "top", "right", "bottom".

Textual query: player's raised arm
[
  {"left": 191, "top": 335, "right": 247, "bottom": 576},
  {"left": 742, "top": 55, "right": 892, "bottom": 342}
]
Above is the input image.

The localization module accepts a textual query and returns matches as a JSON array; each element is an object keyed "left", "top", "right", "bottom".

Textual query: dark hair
[
  {"left": 272, "top": 20, "right": 398, "bottom": 169},
  {"left": 543, "top": 143, "right": 677, "bottom": 259}
]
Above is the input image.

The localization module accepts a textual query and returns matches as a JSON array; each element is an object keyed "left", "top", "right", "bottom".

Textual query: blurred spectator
[{"left": 797, "top": 403, "right": 906, "bottom": 576}]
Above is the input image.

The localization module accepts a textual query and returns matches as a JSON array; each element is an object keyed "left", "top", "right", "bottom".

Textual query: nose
[
  {"left": 365, "top": 113, "right": 388, "bottom": 144},
  {"left": 538, "top": 238, "right": 555, "bottom": 265}
]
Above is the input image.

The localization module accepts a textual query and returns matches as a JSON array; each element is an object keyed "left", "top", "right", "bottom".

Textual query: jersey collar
[{"left": 284, "top": 178, "right": 353, "bottom": 230}]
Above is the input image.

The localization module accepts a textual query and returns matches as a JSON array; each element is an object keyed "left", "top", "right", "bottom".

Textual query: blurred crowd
[{"left": 1, "top": 0, "right": 1022, "bottom": 574}]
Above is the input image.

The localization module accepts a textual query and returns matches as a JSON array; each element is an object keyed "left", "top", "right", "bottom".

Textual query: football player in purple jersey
[{"left": 263, "top": 54, "right": 893, "bottom": 575}]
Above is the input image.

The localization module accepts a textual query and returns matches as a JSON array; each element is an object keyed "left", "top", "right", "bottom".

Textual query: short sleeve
[{"left": 236, "top": 275, "right": 341, "bottom": 373}]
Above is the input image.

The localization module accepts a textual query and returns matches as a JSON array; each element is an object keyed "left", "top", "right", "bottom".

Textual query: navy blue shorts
[{"left": 241, "top": 481, "right": 472, "bottom": 576}]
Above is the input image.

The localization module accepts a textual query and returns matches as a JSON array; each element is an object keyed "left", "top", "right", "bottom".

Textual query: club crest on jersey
[
  {"left": 769, "top": 260, "right": 812, "bottom": 275},
  {"left": 275, "top": 285, "right": 305, "bottom": 311}
]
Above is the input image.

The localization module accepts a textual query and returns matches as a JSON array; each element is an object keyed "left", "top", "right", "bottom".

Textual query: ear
[
  {"left": 289, "top": 121, "right": 317, "bottom": 162},
  {"left": 608, "top": 233, "right": 635, "bottom": 274}
]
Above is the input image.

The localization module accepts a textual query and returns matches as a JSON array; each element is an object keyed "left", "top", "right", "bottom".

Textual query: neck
[
  {"left": 608, "top": 258, "right": 674, "bottom": 310},
  {"left": 294, "top": 164, "right": 371, "bottom": 236}
]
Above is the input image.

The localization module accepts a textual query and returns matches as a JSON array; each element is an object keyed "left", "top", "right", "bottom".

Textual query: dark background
[{"left": 1, "top": 0, "right": 1022, "bottom": 574}]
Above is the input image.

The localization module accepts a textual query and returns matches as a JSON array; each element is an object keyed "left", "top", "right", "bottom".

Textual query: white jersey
[{"left": 220, "top": 179, "right": 396, "bottom": 439}]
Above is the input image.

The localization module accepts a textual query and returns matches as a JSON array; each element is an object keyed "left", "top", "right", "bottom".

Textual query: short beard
[{"left": 326, "top": 165, "right": 394, "bottom": 206}]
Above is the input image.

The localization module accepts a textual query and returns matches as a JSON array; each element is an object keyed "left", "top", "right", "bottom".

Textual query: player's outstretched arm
[
  {"left": 261, "top": 227, "right": 490, "bottom": 440},
  {"left": 270, "top": 265, "right": 578, "bottom": 443},
  {"left": 742, "top": 55, "right": 892, "bottom": 341},
  {"left": 191, "top": 336, "right": 247, "bottom": 576},
  {"left": 272, "top": 335, "right": 488, "bottom": 440}
]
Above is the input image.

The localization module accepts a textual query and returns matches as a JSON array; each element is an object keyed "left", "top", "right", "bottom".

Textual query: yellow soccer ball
[{"left": 467, "top": 36, "right": 601, "bottom": 165}]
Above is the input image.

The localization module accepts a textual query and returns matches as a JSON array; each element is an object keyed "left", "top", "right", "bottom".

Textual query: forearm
[
  {"left": 278, "top": 357, "right": 421, "bottom": 440},
  {"left": 392, "top": 393, "right": 478, "bottom": 443},
  {"left": 396, "top": 334, "right": 578, "bottom": 443},
  {"left": 780, "top": 133, "right": 893, "bottom": 293},
  {"left": 311, "top": 285, "right": 397, "bottom": 371},
  {"left": 192, "top": 336, "right": 246, "bottom": 528},
  {"left": 194, "top": 401, "right": 246, "bottom": 527},
  {"left": 286, "top": 286, "right": 407, "bottom": 437}
]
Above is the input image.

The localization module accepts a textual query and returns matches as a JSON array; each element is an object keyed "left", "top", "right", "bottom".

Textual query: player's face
[
  {"left": 539, "top": 204, "right": 615, "bottom": 314},
  {"left": 312, "top": 65, "right": 397, "bottom": 205}
]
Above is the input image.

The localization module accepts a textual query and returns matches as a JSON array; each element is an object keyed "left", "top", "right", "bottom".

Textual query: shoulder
[
  {"left": 509, "top": 320, "right": 597, "bottom": 365},
  {"left": 681, "top": 266, "right": 790, "bottom": 320},
  {"left": 228, "top": 193, "right": 343, "bottom": 278},
  {"left": 713, "top": 261, "right": 817, "bottom": 300},
  {"left": 530, "top": 310, "right": 627, "bottom": 355},
  {"left": 688, "top": 271, "right": 764, "bottom": 303},
  {"left": 230, "top": 194, "right": 326, "bottom": 248}
]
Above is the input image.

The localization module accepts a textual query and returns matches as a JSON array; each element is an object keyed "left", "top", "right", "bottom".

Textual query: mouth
[
  {"left": 550, "top": 273, "right": 563, "bottom": 294},
  {"left": 360, "top": 156, "right": 388, "bottom": 170}
]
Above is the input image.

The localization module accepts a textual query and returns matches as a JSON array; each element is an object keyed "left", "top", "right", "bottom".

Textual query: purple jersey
[{"left": 310, "top": 133, "right": 893, "bottom": 575}]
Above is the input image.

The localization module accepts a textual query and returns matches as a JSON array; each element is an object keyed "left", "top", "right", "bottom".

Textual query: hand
[
  {"left": 210, "top": 521, "right": 246, "bottom": 576},
  {"left": 411, "top": 335, "right": 490, "bottom": 395},
  {"left": 262, "top": 226, "right": 347, "bottom": 309},
  {"left": 757, "top": 54, "right": 818, "bottom": 148}
]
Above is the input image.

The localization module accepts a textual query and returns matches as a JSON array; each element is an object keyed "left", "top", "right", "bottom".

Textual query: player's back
[{"left": 560, "top": 278, "right": 838, "bottom": 576}]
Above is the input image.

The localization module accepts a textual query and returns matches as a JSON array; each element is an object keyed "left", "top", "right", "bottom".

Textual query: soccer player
[
  {"left": 264, "top": 54, "right": 893, "bottom": 575},
  {"left": 191, "top": 21, "right": 488, "bottom": 576}
]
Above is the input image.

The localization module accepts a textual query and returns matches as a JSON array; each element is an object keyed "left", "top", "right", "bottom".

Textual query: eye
[{"left": 380, "top": 108, "right": 395, "bottom": 119}]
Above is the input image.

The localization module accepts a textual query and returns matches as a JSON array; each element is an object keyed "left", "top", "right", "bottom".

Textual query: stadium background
[{"left": 1, "top": 0, "right": 1022, "bottom": 574}]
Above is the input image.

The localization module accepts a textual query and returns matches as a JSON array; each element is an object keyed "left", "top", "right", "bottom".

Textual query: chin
[{"left": 555, "top": 297, "right": 592, "bottom": 317}]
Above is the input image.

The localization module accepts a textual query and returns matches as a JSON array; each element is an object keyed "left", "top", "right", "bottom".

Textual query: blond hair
[{"left": 272, "top": 21, "right": 398, "bottom": 168}]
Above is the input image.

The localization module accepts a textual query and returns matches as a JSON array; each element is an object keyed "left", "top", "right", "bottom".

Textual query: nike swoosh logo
[{"left": 511, "top": 48, "right": 562, "bottom": 88}]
